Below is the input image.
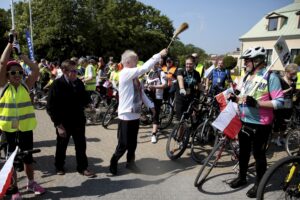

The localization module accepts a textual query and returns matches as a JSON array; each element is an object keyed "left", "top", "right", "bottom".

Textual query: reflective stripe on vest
[
  {"left": 84, "top": 64, "right": 96, "bottom": 91},
  {"left": 296, "top": 72, "right": 300, "bottom": 90},
  {"left": 0, "top": 84, "right": 37, "bottom": 132},
  {"left": 162, "top": 66, "right": 177, "bottom": 86}
]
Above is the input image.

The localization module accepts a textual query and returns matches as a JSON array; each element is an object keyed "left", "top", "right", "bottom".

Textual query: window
[
  {"left": 266, "top": 49, "right": 273, "bottom": 66},
  {"left": 268, "top": 18, "right": 278, "bottom": 31},
  {"left": 290, "top": 49, "right": 300, "bottom": 63}
]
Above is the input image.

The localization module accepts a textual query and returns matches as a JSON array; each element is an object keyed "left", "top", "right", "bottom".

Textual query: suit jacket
[{"left": 46, "top": 75, "right": 90, "bottom": 128}]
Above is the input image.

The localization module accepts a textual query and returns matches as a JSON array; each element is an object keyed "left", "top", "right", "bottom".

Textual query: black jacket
[{"left": 46, "top": 76, "right": 90, "bottom": 127}]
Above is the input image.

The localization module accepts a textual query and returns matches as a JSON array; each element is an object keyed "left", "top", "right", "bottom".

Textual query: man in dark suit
[{"left": 46, "top": 59, "right": 95, "bottom": 177}]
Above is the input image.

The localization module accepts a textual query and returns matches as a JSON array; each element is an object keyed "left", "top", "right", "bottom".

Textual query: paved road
[{"left": 13, "top": 110, "right": 286, "bottom": 200}]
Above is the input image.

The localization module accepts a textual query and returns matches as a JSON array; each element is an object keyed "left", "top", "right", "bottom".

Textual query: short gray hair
[
  {"left": 285, "top": 63, "right": 298, "bottom": 74},
  {"left": 121, "top": 50, "right": 138, "bottom": 66}
]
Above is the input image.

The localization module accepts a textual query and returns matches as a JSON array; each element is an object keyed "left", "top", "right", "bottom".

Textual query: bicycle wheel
[
  {"left": 166, "top": 122, "right": 191, "bottom": 160},
  {"left": 159, "top": 102, "right": 174, "bottom": 130},
  {"left": 102, "top": 101, "right": 118, "bottom": 129},
  {"left": 33, "top": 92, "right": 46, "bottom": 110},
  {"left": 194, "top": 139, "right": 225, "bottom": 187},
  {"left": 191, "top": 121, "right": 218, "bottom": 163},
  {"left": 257, "top": 156, "right": 300, "bottom": 200},
  {"left": 285, "top": 129, "right": 300, "bottom": 156}
]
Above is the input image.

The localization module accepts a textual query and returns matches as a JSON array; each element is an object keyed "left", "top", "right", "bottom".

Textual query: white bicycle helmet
[{"left": 240, "top": 46, "right": 266, "bottom": 59}]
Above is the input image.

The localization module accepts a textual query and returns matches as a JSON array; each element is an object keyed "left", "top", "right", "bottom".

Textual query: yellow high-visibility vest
[
  {"left": 0, "top": 83, "right": 37, "bottom": 132},
  {"left": 84, "top": 64, "right": 96, "bottom": 91},
  {"left": 296, "top": 71, "right": 300, "bottom": 90},
  {"left": 195, "top": 63, "right": 204, "bottom": 77}
]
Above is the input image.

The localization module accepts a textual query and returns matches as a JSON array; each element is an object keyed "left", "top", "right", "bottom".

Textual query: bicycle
[
  {"left": 166, "top": 98, "right": 203, "bottom": 160},
  {"left": 0, "top": 131, "right": 41, "bottom": 198},
  {"left": 85, "top": 90, "right": 109, "bottom": 125},
  {"left": 285, "top": 105, "right": 300, "bottom": 156},
  {"left": 140, "top": 101, "right": 174, "bottom": 130},
  {"left": 191, "top": 95, "right": 220, "bottom": 163},
  {"left": 102, "top": 89, "right": 119, "bottom": 129},
  {"left": 31, "top": 82, "right": 48, "bottom": 110},
  {"left": 256, "top": 151, "right": 300, "bottom": 199},
  {"left": 194, "top": 122, "right": 242, "bottom": 188}
]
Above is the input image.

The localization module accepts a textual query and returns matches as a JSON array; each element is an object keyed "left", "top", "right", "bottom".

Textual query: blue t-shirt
[{"left": 209, "top": 68, "right": 232, "bottom": 88}]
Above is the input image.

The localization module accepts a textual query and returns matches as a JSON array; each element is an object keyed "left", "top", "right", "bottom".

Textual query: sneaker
[
  {"left": 11, "top": 192, "right": 22, "bottom": 200},
  {"left": 246, "top": 184, "right": 258, "bottom": 198},
  {"left": 27, "top": 181, "right": 45, "bottom": 195},
  {"left": 6, "top": 186, "right": 19, "bottom": 195},
  {"left": 229, "top": 177, "right": 247, "bottom": 189},
  {"left": 151, "top": 134, "right": 157, "bottom": 144}
]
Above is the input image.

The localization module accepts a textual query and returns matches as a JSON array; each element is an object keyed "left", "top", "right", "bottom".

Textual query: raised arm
[
  {"left": 22, "top": 54, "right": 39, "bottom": 89},
  {"left": 0, "top": 43, "right": 13, "bottom": 87}
]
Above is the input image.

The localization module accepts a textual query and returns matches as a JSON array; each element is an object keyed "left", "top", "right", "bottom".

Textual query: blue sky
[{"left": 0, "top": 0, "right": 294, "bottom": 54}]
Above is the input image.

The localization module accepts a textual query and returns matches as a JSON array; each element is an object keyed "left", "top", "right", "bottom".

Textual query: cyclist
[
  {"left": 272, "top": 63, "right": 298, "bottom": 146},
  {"left": 192, "top": 53, "right": 205, "bottom": 78},
  {"left": 229, "top": 46, "right": 284, "bottom": 198},
  {"left": 162, "top": 57, "right": 177, "bottom": 102},
  {"left": 175, "top": 55, "right": 201, "bottom": 121},
  {"left": 205, "top": 58, "right": 232, "bottom": 95},
  {"left": 0, "top": 31, "right": 45, "bottom": 199},
  {"left": 145, "top": 61, "right": 167, "bottom": 143},
  {"left": 82, "top": 58, "right": 97, "bottom": 97}
]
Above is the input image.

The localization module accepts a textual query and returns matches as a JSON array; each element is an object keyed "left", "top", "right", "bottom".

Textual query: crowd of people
[{"left": 0, "top": 30, "right": 300, "bottom": 199}]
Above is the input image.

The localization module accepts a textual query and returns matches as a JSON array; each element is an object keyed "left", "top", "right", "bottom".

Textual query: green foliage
[
  {"left": 169, "top": 40, "right": 208, "bottom": 67},
  {"left": 2, "top": 0, "right": 207, "bottom": 63},
  {"left": 294, "top": 54, "right": 300, "bottom": 66},
  {"left": 0, "top": 9, "right": 10, "bottom": 51},
  {"left": 223, "top": 55, "right": 237, "bottom": 70}
]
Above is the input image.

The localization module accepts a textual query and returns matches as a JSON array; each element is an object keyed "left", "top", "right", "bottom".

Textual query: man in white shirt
[{"left": 109, "top": 48, "right": 167, "bottom": 175}]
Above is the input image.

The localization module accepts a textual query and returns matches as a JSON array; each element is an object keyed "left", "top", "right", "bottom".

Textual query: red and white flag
[
  {"left": 0, "top": 147, "right": 18, "bottom": 198},
  {"left": 212, "top": 101, "right": 242, "bottom": 139},
  {"left": 215, "top": 87, "right": 235, "bottom": 111}
]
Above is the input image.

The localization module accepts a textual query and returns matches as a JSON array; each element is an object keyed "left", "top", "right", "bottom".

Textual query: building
[{"left": 239, "top": 0, "right": 300, "bottom": 71}]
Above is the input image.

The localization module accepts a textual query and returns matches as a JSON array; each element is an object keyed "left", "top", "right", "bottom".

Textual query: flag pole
[{"left": 28, "top": 0, "right": 34, "bottom": 51}]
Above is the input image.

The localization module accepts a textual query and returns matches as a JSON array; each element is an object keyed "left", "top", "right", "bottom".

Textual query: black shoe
[
  {"left": 246, "top": 184, "right": 258, "bottom": 198},
  {"left": 125, "top": 162, "right": 141, "bottom": 173},
  {"left": 109, "top": 157, "right": 118, "bottom": 175},
  {"left": 5, "top": 185, "right": 19, "bottom": 195},
  {"left": 229, "top": 177, "right": 247, "bottom": 189}
]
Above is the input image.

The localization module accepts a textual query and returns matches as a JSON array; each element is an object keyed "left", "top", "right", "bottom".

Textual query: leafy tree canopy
[{"left": 3, "top": 0, "right": 207, "bottom": 63}]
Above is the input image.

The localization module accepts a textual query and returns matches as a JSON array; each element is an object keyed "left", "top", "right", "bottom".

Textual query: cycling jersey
[{"left": 239, "top": 68, "right": 284, "bottom": 125}]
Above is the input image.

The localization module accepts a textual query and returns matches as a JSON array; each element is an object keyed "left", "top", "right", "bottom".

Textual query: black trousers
[
  {"left": 238, "top": 123, "right": 271, "bottom": 183},
  {"left": 112, "top": 119, "right": 140, "bottom": 163},
  {"left": 55, "top": 125, "right": 88, "bottom": 173}
]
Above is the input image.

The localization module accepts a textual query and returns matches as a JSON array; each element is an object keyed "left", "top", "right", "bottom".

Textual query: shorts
[{"left": 5, "top": 130, "right": 34, "bottom": 164}]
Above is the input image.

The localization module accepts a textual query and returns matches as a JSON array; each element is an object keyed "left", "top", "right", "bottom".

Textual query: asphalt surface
[{"left": 7, "top": 110, "right": 287, "bottom": 200}]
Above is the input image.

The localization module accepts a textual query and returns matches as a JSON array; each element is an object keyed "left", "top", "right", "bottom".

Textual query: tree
[
  {"left": 0, "top": 9, "right": 10, "bottom": 51},
  {"left": 169, "top": 41, "right": 208, "bottom": 67},
  {"left": 223, "top": 55, "right": 237, "bottom": 70},
  {"left": 7, "top": 0, "right": 207, "bottom": 63}
]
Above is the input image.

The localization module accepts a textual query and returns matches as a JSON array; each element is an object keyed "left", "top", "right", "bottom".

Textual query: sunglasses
[{"left": 7, "top": 70, "right": 24, "bottom": 76}]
